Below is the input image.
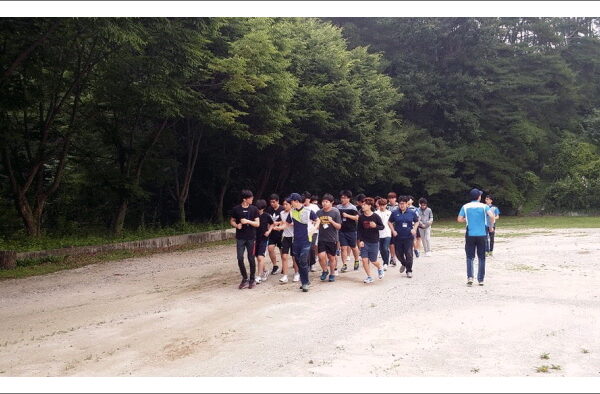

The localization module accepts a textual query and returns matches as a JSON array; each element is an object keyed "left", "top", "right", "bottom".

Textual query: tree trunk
[
  {"left": 256, "top": 157, "right": 274, "bottom": 199},
  {"left": 113, "top": 199, "right": 128, "bottom": 236},
  {"left": 215, "top": 167, "right": 232, "bottom": 222},
  {"left": 0, "top": 251, "right": 17, "bottom": 270},
  {"left": 178, "top": 200, "right": 186, "bottom": 226}
]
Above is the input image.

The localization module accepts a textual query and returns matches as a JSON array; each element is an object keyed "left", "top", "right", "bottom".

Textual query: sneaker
[
  {"left": 346, "top": 256, "right": 351, "bottom": 263},
  {"left": 301, "top": 283, "right": 310, "bottom": 292},
  {"left": 478, "top": 281, "right": 484, "bottom": 286},
  {"left": 310, "top": 264, "right": 317, "bottom": 272},
  {"left": 399, "top": 265, "right": 406, "bottom": 273},
  {"left": 238, "top": 279, "right": 249, "bottom": 289},
  {"left": 279, "top": 275, "right": 288, "bottom": 283},
  {"left": 329, "top": 274, "right": 336, "bottom": 282},
  {"left": 467, "top": 277, "right": 473, "bottom": 286},
  {"left": 320, "top": 271, "right": 329, "bottom": 281},
  {"left": 390, "top": 259, "right": 397, "bottom": 267},
  {"left": 378, "top": 268, "right": 385, "bottom": 279},
  {"left": 363, "top": 276, "right": 374, "bottom": 284},
  {"left": 299, "top": 281, "right": 311, "bottom": 289},
  {"left": 261, "top": 270, "right": 269, "bottom": 282},
  {"left": 248, "top": 280, "right": 256, "bottom": 289},
  {"left": 485, "top": 251, "right": 490, "bottom": 257},
  {"left": 406, "top": 272, "right": 412, "bottom": 278},
  {"left": 340, "top": 264, "right": 348, "bottom": 273},
  {"left": 383, "top": 264, "right": 388, "bottom": 271},
  {"left": 271, "top": 265, "right": 280, "bottom": 275},
  {"left": 292, "top": 273, "right": 300, "bottom": 282},
  {"left": 489, "top": 251, "right": 493, "bottom": 257},
  {"left": 425, "top": 252, "right": 432, "bottom": 257},
  {"left": 353, "top": 260, "right": 360, "bottom": 271},
  {"left": 255, "top": 276, "right": 262, "bottom": 284},
  {"left": 414, "top": 249, "right": 420, "bottom": 258},
  {"left": 334, "top": 269, "right": 339, "bottom": 276}
]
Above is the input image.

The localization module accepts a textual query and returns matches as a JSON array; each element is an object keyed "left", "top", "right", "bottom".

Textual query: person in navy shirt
[
  {"left": 457, "top": 188, "right": 496, "bottom": 286},
  {"left": 388, "top": 195, "right": 420, "bottom": 278}
]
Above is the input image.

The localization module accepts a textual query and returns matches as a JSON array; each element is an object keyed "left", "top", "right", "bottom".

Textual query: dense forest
[{"left": 1, "top": 17, "right": 599, "bottom": 239}]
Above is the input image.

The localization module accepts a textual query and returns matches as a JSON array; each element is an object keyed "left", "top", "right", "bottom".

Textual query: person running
[
  {"left": 230, "top": 189, "right": 260, "bottom": 289},
  {"left": 254, "top": 199, "right": 275, "bottom": 284},
  {"left": 316, "top": 193, "right": 342, "bottom": 282},
  {"left": 417, "top": 198, "right": 434, "bottom": 257},
  {"left": 407, "top": 196, "right": 421, "bottom": 258},
  {"left": 266, "top": 194, "right": 284, "bottom": 275},
  {"left": 303, "top": 192, "right": 320, "bottom": 273},
  {"left": 389, "top": 195, "right": 419, "bottom": 278},
  {"left": 484, "top": 194, "right": 500, "bottom": 257},
  {"left": 457, "top": 188, "right": 496, "bottom": 286},
  {"left": 386, "top": 192, "right": 399, "bottom": 267},
  {"left": 357, "top": 197, "right": 385, "bottom": 283},
  {"left": 273, "top": 197, "right": 299, "bottom": 284},
  {"left": 375, "top": 198, "right": 392, "bottom": 271},
  {"left": 337, "top": 190, "right": 361, "bottom": 272},
  {"left": 287, "top": 193, "right": 320, "bottom": 292}
]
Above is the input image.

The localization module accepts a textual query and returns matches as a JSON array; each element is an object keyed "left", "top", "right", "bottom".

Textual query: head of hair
[
  {"left": 241, "top": 189, "right": 253, "bottom": 200},
  {"left": 398, "top": 195, "right": 409, "bottom": 203},
  {"left": 387, "top": 192, "right": 397, "bottom": 199},
  {"left": 284, "top": 197, "right": 292, "bottom": 204},
  {"left": 377, "top": 198, "right": 388, "bottom": 207},
  {"left": 322, "top": 193, "right": 335, "bottom": 202},
  {"left": 418, "top": 197, "right": 428, "bottom": 205},
  {"left": 302, "top": 191, "right": 312, "bottom": 202},
  {"left": 340, "top": 189, "right": 353, "bottom": 199},
  {"left": 269, "top": 193, "right": 280, "bottom": 202},
  {"left": 355, "top": 193, "right": 366, "bottom": 202},
  {"left": 310, "top": 195, "right": 319, "bottom": 202},
  {"left": 486, "top": 194, "right": 493, "bottom": 201},
  {"left": 407, "top": 195, "right": 414, "bottom": 202},
  {"left": 362, "top": 197, "right": 375, "bottom": 207},
  {"left": 255, "top": 199, "right": 267, "bottom": 210}
]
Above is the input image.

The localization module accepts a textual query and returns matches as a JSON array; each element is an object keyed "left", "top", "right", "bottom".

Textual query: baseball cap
[
  {"left": 469, "top": 188, "right": 483, "bottom": 200},
  {"left": 289, "top": 193, "right": 303, "bottom": 202}
]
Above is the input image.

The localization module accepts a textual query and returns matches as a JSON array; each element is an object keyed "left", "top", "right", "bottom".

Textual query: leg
[
  {"left": 389, "top": 238, "right": 397, "bottom": 265},
  {"left": 268, "top": 244, "right": 278, "bottom": 269},
  {"left": 297, "top": 242, "right": 312, "bottom": 286},
  {"left": 423, "top": 227, "right": 431, "bottom": 253},
  {"left": 362, "top": 256, "right": 372, "bottom": 277},
  {"left": 256, "top": 255, "right": 264, "bottom": 279},
  {"left": 489, "top": 226, "right": 495, "bottom": 252},
  {"left": 281, "top": 253, "right": 289, "bottom": 275},
  {"left": 328, "top": 253, "right": 337, "bottom": 275},
  {"left": 379, "top": 237, "right": 390, "bottom": 266},
  {"left": 236, "top": 239, "right": 248, "bottom": 280},
  {"left": 318, "top": 251, "right": 328, "bottom": 272},
  {"left": 465, "top": 235, "right": 476, "bottom": 280},
  {"left": 404, "top": 238, "right": 414, "bottom": 273},
  {"left": 245, "top": 239, "right": 256, "bottom": 281},
  {"left": 476, "top": 236, "right": 486, "bottom": 283}
]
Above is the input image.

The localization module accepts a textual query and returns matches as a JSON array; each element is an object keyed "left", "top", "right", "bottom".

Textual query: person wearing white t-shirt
[{"left": 375, "top": 198, "right": 392, "bottom": 270}]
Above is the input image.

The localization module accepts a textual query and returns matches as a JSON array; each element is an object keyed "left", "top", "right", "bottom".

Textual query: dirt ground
[{"left": 1, "top": 228, "right": 599, "bottom": 378}]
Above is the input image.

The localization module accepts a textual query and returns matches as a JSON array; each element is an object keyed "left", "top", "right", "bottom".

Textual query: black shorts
[
  {"left": 318, "top": 241, "right": 337, "bottom": 256},
  {"left": 268, "top": 231, "right": 283, "bottom": 248},
  {"left": 282, "top": 236, "right": 293, "bottom": 255}
]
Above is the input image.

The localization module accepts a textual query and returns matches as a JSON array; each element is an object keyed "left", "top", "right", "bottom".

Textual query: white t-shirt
[
  {"left": 280, "top": 210, "right": 294, "bottom": 237},
  {"left": 375, "top": 209, "right": 392, "bottom": 238}
]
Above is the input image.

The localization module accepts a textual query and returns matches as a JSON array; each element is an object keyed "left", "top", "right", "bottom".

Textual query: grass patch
[
  {"left": 535, "top": 365, "right": 549, "bottom": 373},
  {"left": 0, "top": 222, "right": 230, "bottom": 253},
  {"left": 540, "top": 353, "right": 550, "bottom": 360},
  {"left": 0, "top": 239, "right": 234, "bottom": 280},
  {"left": 435, "top": 216, "right": 600, "bottom": 231},
  {"left": 550, "top": 364, "right": 562, "bottom": 371}
]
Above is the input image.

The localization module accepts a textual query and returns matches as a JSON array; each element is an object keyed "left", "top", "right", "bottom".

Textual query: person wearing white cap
[{"left": 457, "top": 188, "right": 496, "bottom": 286}]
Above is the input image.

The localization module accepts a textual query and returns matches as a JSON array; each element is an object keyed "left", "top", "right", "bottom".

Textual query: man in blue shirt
[
  {"left": 457, "top": 188, "right": 496, "bottom": 286},
  {"left": 484, "top": 194, "right": 500, "bottom": 257},
  {"left": 389, "top": 196, "right": 420, "bottom": 278},
  {"left": 286, "top": 193, "right": 320, "bottom": 292}
]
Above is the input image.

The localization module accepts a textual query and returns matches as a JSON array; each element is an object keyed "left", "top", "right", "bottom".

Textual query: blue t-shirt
[
  {"left": 459, "top": 201, "right": 491, "bottom": 236},
  {"left": 389, "top": 209, "right": 419, "bottom": 239},
  {"left": 485, "top": 205, "right": 500, "bottom": 227},
  {"left": 287, "top": 207, "right": 318, "bottom": 243}
]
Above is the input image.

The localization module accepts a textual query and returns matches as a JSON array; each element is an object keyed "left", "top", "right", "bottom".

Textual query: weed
[
  {"left": 536, "top": 365, "right": 549, "bottom": 373},
  {"left": 540, "top": 353, "right": 550, "bottom": 360},
  {"left": 471, "top": 368, "right": 480, "bottom": 373},
  {"left": 308, "top": 360, "right": 314, "bottom": 364},
  {"left": 582, "top": 348, "right": 590, "bottom": 354},
  {"left": 550, "top": 364, "right": 562, "bottom": 370}
]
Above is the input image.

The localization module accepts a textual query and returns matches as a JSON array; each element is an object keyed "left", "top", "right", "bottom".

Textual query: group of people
[{"left": 230, "top": 188, "right": 499, "bottom": 291}]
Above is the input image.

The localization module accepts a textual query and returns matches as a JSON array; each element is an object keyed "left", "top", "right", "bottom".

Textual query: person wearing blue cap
[
  {"left": 286, "top": 193, "right": 320, "bottom": 292},
  {"left": 457, "top": 188, "right": 496, "bottom": 286}
]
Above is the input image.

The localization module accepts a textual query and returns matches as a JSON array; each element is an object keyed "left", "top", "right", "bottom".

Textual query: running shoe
[
  {"left": 301, "top": 283, "right": 310, "bottom": 292},
  {"left": 248, "top": 280, "right": 256, "bottom": 289},
  {"left": 261, "top": 270, "right": 269, "bottom": 282},
  {"left": 353, "top": 260, "right": 360, "bottom": 271},
  {"left": 414, "top": 249, "right": 420, "bottom": 258},
  {"left": 238, "top": 279, "right": 249, "bottom": 289},
  {"left": 390, "top": 259, "right": 397, "bottom": 267},
  {"left": 320, "top": 271, "right": 329, "bottom": 281},
  {"left": 279, "top": 275, "right": 288, "bottom": 283},
  {"left": 478, "top": 281, "right": 484, "bottom": 286},
  {"left": 333, "top": 269, "right": 339, "bottom": 276},
  {"left": 310, "top": 264, "right": 317, "bottom": 272},
  {"left": 363, "top": 276, "right": 374, "bottom": 284},
  {"left": 255, "top": 276, "right": 261, "bottom": 284},
  {"left": 271, "top": 265, "right": 280, "bottom": 275},
  {"left": 346, "top": 256, "right": 351, "bottom": 263},
  {"left": 406, "top": 272, "right": 412, "bottom": 278},
  {"left": 292, "top": 273, "right": 300, "bottom": 282},
  {"left": 329, "top": 274, "right": 336, "bottom": 282},
  {"left": 383, "top": 264, "right": 388, "bottom": 271},
  {"left": 467, "top": 277, "right": 473, "bottom": 286},
  {"left": 399, "top": 265, "right": 405, "bottom": 273},
  {"left": 378, "top": 268, "right": 384, "bottom": 279},
  {"left": 340, "top": 264, "right": 348, "bottom": 273}
]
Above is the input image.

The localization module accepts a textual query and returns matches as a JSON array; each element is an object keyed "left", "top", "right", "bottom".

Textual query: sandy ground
[{"left": 0, "top": 228, "right": 599, "bottom": 378}]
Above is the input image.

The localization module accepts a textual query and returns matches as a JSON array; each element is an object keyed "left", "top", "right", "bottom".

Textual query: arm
[
  {"left": 230, "top": 217, "right": 242, "bottom": 230},
  {"left": 388, "top": 220, "right": 397, "bottom": 238},
  {"left": 457, "top": 215, "right": 466, "bottom": 223},
  {"left": 265, "top": 221, "right": 275, "bottom": 237},
  {"left": 330, "top": 213, "right": 342, "bottom": 230},
  {"left": 487, "top": 209, "right": 496, "bottom": 232},
  {"left": 374, "top": 215, "right": 384, "bottom": 231},
  {"left": 343, "top": 212, "right": 359, "bottom": 221}
]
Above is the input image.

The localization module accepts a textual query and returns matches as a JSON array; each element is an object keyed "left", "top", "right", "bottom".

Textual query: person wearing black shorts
[
  {"left": 266, "top": 194, "right": 285, "bottom": 275},
  {"left": 316, "top": 194, "right": 342, "bottom": 282}
]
